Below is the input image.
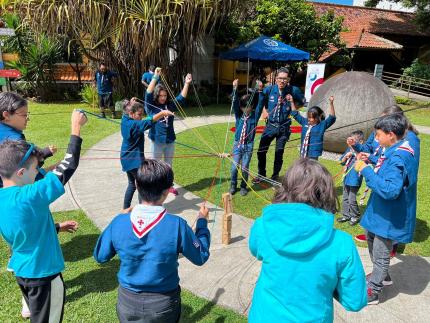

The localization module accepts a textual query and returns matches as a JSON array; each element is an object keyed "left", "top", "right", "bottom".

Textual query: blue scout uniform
[
  {"left": 120, "top": 115, "right": 153, "bottom": 172},
  {"left": 249, "top": 203, "right": 367, "bottom": 322},
  {"left": 141, "top": 72, "right": 159, "bottom": 86},
  {"left": 291, "top": 111, "right": 336, "bottom": 158},
  {"left": 360, "top": 140, "right": 418, "bottom": 243},
  {"left": 340, "top": 148, "right": 363, "bottom": 187},
  {"left": 145, "top": 92, "right": 186, "bottom": 144},
  {"left": 95, "top": 70, "right": 118, "bottom": 94},
  {"left": 232, "top": 91, "right": 264, "bottom": 144}
]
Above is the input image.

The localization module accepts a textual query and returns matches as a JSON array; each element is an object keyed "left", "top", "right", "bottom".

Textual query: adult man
[
  {"left": 93, "top": 62, "right": 118, "bottom": 118},
  {"left": 253, "top": 67, "right": 305, "bottom": 183},
  {"left": 141, "top": 65, "right": 157, "bottom": 89}
]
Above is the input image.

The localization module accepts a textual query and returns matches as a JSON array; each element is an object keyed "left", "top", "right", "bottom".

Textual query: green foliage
[
  {"left": 238, "top": 0, "right": 344, "bottom": 61},
  {"left": 395, "top": 96, "right": 416, "bottom": 105},
  {"left": 80, "top": 84, "right": 98, "bottom": 111},
  {"left": 402, "top": 59, "right": 430, "bottom": 81}
]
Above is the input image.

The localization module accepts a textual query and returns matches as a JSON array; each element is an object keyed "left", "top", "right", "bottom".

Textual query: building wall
[{"left": 192, "top": 36, "right": 215, "bottom": 85}]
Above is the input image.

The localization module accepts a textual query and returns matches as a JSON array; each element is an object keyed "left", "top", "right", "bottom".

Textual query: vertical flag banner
[{"left": 305, "top": 63, "right": 326, "bottom": 102}]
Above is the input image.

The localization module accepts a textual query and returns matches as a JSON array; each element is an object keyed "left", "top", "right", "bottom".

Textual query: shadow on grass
[
  {"left": 182, "top": 177, "right": 229, "bottom": 193},
  {"left": 181, "top": 288, "right": 225, "bottom": 323},
  {"left": 66, "top": 259, "right": 119, "bottom": 302},
  {"left": 414, "top": 218, "right": 430, "bottom": 243},
  {"left": 62, "top": 234, "right": 100, "bottom": 262}
]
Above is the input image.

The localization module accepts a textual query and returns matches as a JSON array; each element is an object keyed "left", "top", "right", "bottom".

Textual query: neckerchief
[
  {"left": 300, "top": 125, "right": 313, "bottom": 157},
  {"left": 239, "top": 114, "right": 250, "bottom": 146},
  {"left": 130, "top": 204, "right": 166, "bottom": 239}
]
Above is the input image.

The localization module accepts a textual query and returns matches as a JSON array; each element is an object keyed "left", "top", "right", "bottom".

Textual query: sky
[{"left": 311, "top": 0, "right": 354, "bottom": 5}]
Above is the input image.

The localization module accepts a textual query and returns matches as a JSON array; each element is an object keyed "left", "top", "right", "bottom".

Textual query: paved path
[{"left": 54, "top": 115, "right": 430, "bottom": 322}]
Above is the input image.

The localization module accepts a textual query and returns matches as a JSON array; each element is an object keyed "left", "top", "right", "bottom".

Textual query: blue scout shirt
[
  {"left": 0, "top": 172, "right": 66, "bottom": 278},
  {"left": 141, "top": 71, "right": 159, "bottom": 86},
  {"left": 360, "top": 140, "right": 418, "bottom": 243},
  {"left": 257, "top": 85, "right": 304, "bottom": 135},
  {"left": 249, "top": 203, "right": 366, "bottom": 322},
  {"left": 291, "top": 111, "right": 336, "bottom": 158},
  {"left": 145, "top": 91, "right": 186, "bottom": 144},
  {"left": 94, "top": 210, "right": 210, "bottom": 293},
  {"left": 120, "top": 115, "right": 154, "bottom": 172},
  {"left": 340, "top": 148, "right": 363, "bottom": 187},
  {"left": 233, "top": 91, "right": 265, "bottom": 144},
  {"left": 95, "top": 70, "right": 118, "bottom": 94},
  {"left": 0, "top": 122, "right": 25, "bottom": 141}
]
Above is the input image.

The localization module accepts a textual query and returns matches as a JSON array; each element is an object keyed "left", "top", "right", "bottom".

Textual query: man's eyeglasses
[
  {"left": 276, "top": 77, "right": 289, "bottom": 82},
  {"left": 15, "top": 112, "right": 30, "bottom": 118}
]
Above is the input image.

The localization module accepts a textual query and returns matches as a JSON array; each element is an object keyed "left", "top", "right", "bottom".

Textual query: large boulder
[{"left": 308, "top": 71, "right": 395, "bottom": 153}]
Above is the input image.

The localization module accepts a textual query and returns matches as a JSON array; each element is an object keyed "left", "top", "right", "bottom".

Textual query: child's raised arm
[
  {"left": 180, "top": 73, "right": 193, "bottom": 98},
  {"left": 147, "top": 67, "right": 161, "bottom": 94},
  {"left": 329, "top": 96, "right": 335, "bottom": 116},
  {"left": 152, "top": 110, "right": 174, "bottom": 122}
]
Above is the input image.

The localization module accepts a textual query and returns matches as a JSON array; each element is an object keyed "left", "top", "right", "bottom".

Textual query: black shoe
[
  {"left": 337, "top": 216, "right": 351, "bottom": 223},
  {"left": 349, "top": 217, "right": 360, "bottom": 226},
  {"left": 100, "top": 112, "right": 106, "bottom": 118},
  {"left": 252, "top": 177, "right": 262, "bottom": 184},
  {"left": 240, "top": 188, "right": 248, "bottom": 196},
  {"left": 367, "top": 288, "right": 379, "bottom": 305},
  {"left": 383, "top": 274, "right": 393, "bottom": 286},
  {"left": 270, "top": 174, "right": 279, "bottom": 182},
  {"left": 229, "top": 186, "right": 237, "bottom": 195}
]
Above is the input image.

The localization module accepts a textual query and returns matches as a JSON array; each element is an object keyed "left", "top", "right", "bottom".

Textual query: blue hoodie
[{"left": 249, "top": 203, "right": 367, "bottom": 322}]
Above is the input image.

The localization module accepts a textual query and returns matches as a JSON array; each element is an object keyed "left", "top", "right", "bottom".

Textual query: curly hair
[{"left": 153, "top": 84, "right": 169, "bottom": 104}]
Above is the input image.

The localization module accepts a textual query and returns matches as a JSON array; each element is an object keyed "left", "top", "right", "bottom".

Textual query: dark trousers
[
  {"left": 257, "top": 130, "right": 290, "bottom": 177},
  {"left": 124, "top": 168, "right": 141, "bottom": 209},
  {"left": 116, "top": 286, "right": 181, "bottom": 323},
  {"left": 99, "top": 93, "right": 114, "bottom": 114},
  {"left": 342, "top": 185, "right": 360, "bottom": 219},
  {"left": 17, "top": 273, "right": 65, "bottom": 323},
  {"left": 367, "top": 231, "right": 393, "bottom": 293}
]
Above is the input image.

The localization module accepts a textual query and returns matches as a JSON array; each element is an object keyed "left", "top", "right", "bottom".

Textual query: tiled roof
[
  {"left": 312, "top": 2, "right": 430, "bottom": 37},
  {"left": 53, "top": 64, "right": 93, "bottom": 82},
  {"left": 341, "top": 30, "right": 403, "bottom": 49}
]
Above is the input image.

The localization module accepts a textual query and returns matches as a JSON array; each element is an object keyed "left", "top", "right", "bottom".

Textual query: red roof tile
[
  {"left": 53, "top": 64, "right": 93, "bottom": 82},
  {"left": 341, "top": 30, "right": 403, "bottom": 49},
  {"left": 312, "top": 2, "right": 430, "bottom": 37}
]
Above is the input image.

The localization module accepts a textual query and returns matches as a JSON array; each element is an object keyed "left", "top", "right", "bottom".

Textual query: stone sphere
[{"left": 308, "top": 71, "right": 395, "bottom": 153}]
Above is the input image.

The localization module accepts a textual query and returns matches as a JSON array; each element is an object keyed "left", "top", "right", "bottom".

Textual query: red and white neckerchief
[
  {"left": 374, "top": 148, "right": 386, "bottom": 173},
  {"left": 300, "top": 125, "right": 313, "bottom": 157},
  {"left": 273, "top": 95, "right": 288, "bottom": 122},
  {"left": 130, "top": 205, "right": 166, "bottom": 239},
  {"left": 239, "top": 114, "right": 250, "bottom": 146},
  {"left": 159, "top": 105, "right": 169, "bottom": 128}
]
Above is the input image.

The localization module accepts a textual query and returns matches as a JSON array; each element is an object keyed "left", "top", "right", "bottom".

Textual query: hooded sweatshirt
[{"left": 249, "top": 203, "right": 367, "bottom": 323}]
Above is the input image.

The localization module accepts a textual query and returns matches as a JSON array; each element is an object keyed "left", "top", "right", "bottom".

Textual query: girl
[
  {"left": 120, "top": 101, "right": 173, "bottom": 209},
  {"left": 290, "top": 96, "right": 336, "bottom": 160},
  {"left": 145, "top": 67, "right": 192, "bottom": 196},
  {"left": 249, "top": 158, "right": 367, "bottom": 322}
]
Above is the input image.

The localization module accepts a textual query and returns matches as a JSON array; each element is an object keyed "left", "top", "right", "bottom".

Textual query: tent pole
[
  {"left": 247, "top": 57, "right": 250, "bottom": 92},
  {"left": 217, "top": 57, "right": 220, "bottom": 104}
]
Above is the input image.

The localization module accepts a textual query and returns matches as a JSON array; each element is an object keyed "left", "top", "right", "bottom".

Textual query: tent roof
[{"left": 219, "top": 35, "right": 310, "bottom": 62}]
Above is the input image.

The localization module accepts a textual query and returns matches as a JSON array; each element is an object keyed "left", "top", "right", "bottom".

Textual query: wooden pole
[{"left": 222, "top": 193, "right": 233, "bottom": 245}]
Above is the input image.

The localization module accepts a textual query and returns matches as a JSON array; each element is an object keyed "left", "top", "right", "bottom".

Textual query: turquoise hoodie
[{"left": 249, "top": 203, "right": 367, "bottom": 322}]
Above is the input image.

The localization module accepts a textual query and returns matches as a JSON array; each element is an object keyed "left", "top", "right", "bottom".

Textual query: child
[
  {"left": 145, "top": 67, "right": 193, "bottom": 196},
  {"left": 290, "top": 96, "right": 336, "bottom": 160},
  {"left": 0, "top": 92, "right": 57, "bottom": 187},
  {"left": 230, "top": 79, "right": 264, "bottom": 196},
  {"left": 121, "top": 101, "right": 174, "bottom": 209},
  {"left": 249, "top": 158, "right": 367, "bottom": 322},
  {"left": 0, "top": 110, "right": 87, "bottom": 322},
  {"left": 94, "top": 159, "right": 210, "bottom": 322},
  {"left": 354, "top": 113, "right": 418, "bottom": 305},
  {"left": 337, "top": 130, "right": 364, "bottom": 226}
]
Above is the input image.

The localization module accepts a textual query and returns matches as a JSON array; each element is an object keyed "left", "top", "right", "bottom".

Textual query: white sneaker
[{"left": 21, "top": 297, "right": 31, "bottom": 319}]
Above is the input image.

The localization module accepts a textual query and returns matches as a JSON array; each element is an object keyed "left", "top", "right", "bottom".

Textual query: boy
[
  {"left": 337, "top": 130, "right": 364, "bottom": 226},
  {"left": 94, "top": 159, "right": 210, "bottom": 322},
  {"left": 355, "top": 114, "right": 418, "bottom": 305},
  {"left": 0, "top": 110, "right": 87, "bottom": 322},
  {"left": 230, "top": 79, "right": 264, "bottom": 196}
]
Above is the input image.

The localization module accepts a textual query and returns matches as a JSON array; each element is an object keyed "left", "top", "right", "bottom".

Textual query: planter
[{"left": 2, "top": 53, "right": 19, "bottom": 62}]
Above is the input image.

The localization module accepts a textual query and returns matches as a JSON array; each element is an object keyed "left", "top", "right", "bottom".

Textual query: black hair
[
  {"left": 153, "top": 84, "right": 169, "bottom": 103},
  {"left": 129, "top": 102, "right": 145, "bottom": 114},
  {"left": 0, "top": 92, "right": 28, "bottom": 121},
  {"left": 239, "top": 93, "right": 259, "bottom": 110},
  {"left": 0, "top": 140, "right": 44, "bottom": 179},
  {"left": 149, "top": 65, "right": 156, "bottom": 72},
  {"left": 307, "top": 106, "right": 325, "bottom": 123},
  {"left": 374, "top": 113, "right": 408, "bottom": 138},
  {"left": 276, "top": 67, "right": 289, "bottom": 75},
  {"left": 136, "top": 159, "right": 174, "bottom": 203},
  {"left": 350, "top": 130, "right": 364, "bottom": 142},
  {"left": 273, "top": 158, "right": 338, "bottom": 214},
  {"left": 382, "top": 104, "right": 419, "bottom": 135}
]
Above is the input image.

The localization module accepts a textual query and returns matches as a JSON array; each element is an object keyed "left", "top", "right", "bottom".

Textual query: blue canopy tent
[{"left": 218, "top": 35, "right": 310, "bottom": 96}]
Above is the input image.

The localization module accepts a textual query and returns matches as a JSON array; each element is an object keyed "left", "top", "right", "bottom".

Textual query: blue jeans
[
  {"left": 151, "top": 141, "right": 175, "bottom": 167},
  {"left": 123, "top": 168, "right": 141, "bottom": 209},
  {"left": 231, "top": 141, "right": 254, "bottom": 188}
]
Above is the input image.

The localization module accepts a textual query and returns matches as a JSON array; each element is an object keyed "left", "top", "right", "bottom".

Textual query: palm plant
[{"left": 12, "top": 0, "right": 240, "bottom": 97}]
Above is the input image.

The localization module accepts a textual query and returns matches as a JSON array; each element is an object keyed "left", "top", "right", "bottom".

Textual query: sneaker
[
  {"left": 349, "top": 217, "right": 360, "bottom": 226},
  {"left": 168, "top": 187, "right": 179, "bottom": 196},
  {"left": 252, "top": 177, "right": 262, "bottom": 185},
  {"left": 337, "top": 216, "right": 351, "bottom": 223},
  {"left": 229, "top": 186, "right": 237, "bottom": 195},
  {"left": 100, "top": 112, "right": 106, "bottom": 118},
  {"left": 240, "top": 188, "right": 248, "bottom": 196},
  {"left": 367, "top": 288, "right": 379, "bottom": 305},
  {"left": 21, "top": 297, "right": 31, "bottom": 318},
  {"left": 390, "top": 243, "right": 398, "bottom": 258},
  {"left": 355, "top": 234, "right": 367, "bottom": 242},
  {"left": 270, "top": 174, "right": 279, "bottom": 182},
  {"left": 366, "top": 272, "right": 393, "bottom": 286}
]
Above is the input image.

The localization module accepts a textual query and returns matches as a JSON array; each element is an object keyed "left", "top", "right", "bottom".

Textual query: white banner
[{"left": 305, "top": 63, "right": 326, "bottom": 103}]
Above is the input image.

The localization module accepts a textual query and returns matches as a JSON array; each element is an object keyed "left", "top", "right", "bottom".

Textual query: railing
[{"left": 380, "top": 71, "right": 430, "bottom": 99}]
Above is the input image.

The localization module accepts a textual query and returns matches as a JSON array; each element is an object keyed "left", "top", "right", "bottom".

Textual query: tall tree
[{"left": 12, "top": 0, "right": 239, "bottom": 96}]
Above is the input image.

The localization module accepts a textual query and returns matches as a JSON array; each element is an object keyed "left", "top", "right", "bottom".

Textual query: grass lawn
[
  {"left": 0, "top": 211, "right": 246, "bottom": 322},
  {"left": 173, "top": 123, "right": 430, "bottom": 257},
  {"left": 402, "top": 102, "right": 430, "bottom": 127}
]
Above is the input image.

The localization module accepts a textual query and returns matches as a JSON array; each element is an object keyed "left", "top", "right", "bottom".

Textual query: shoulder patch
[{"left": 396, "top": 141, "right": 414, "bottom": 156}]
